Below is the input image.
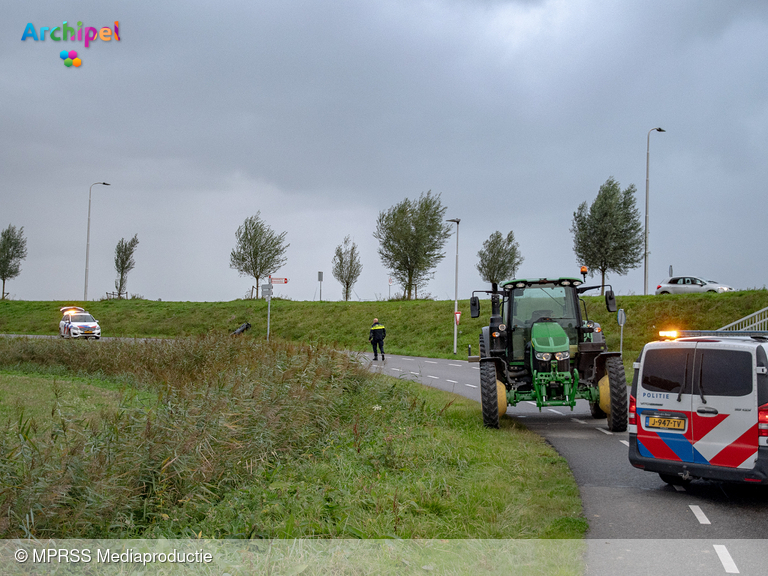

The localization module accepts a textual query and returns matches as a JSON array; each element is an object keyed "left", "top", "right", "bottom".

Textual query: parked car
[
  {"left": 655, "top": 276, "right": 733, "bottom": 295},
  {"left": 628, "top": 334, "right": 768, "bottom": 485},
  {"left": 59, "top": 306, "right": 101, "bottom": 339}
]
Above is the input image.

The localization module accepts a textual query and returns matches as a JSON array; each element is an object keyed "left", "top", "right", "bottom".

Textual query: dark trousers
[{"left": 371, "top": 339, "right": 384, "bottom": 357}]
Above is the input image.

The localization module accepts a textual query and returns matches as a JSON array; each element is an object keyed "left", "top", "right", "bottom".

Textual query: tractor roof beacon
[{"left": 468, "top": 273, "right": 628, "bottom": 432}]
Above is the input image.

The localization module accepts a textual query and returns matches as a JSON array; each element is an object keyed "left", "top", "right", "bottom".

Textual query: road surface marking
[
  {"left": 465, "top": 384, "right": 478, "bottom": 388},
  {"left": 596, "top": 428, "right": 613, "bottom": 435},
  {"left": 713, "top": 545, "right": 739, "bottom": 574},
  {"left": 547, "top": 408, "right": 563, "bottom": 414},
  {"left": 689, "top": 505, "right": 711, "bottom": 525},
  {"left": 449, "top": 363, "right": 463, "bottom": 367},
  {"left": 472, "top": 366, "right": 479, "bottom": 370},
  {"left": 446, "top": 380, "right": 458, "bottom": 384},
  {"left": 619, "top": 440, "right": 629, "bottom": 447},
  {"left": 425, "top": 360, "right": 437, "bottom": 364},
  {"left": 673, "top": 484, "right": 686, "bottom": 492},
  {"left": 572, "top": 418, "right": 587, "bottom": 424},
  {"left": 427, "top": 375, "right": 439, "bottom": 379},
  {"left": 410, "top": 372, "right": 420, "bottom": 375},
  {"left": 526, "top": 401, "right": 537, "bottom": 406},
  {"left": 390, "top": 368, "right": 402, "bottom": 372},
  {"left": 402, "top": 358, "right": 414, "bottom": 361}
]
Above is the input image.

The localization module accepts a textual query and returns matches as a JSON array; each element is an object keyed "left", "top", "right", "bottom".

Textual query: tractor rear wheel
[
  {"left": 605, "top": 356, "right": 628, "bottom": 432},
  {"left": 589, "top": 402, "right": 606, "bottom": 419},
  {"left": 479, "top": 337, "right": 500, "bottom": 429}
]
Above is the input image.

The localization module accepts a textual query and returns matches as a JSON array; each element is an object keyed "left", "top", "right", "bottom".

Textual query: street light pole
[
  {"left": 644, "top": 128, "right": 665, "bottom": 296},
  {"left": 84, "top": 182, "right": 111, "bottom": 301},
  {"left": 447, "top": 218, "right": 460, "bottom": 354}
]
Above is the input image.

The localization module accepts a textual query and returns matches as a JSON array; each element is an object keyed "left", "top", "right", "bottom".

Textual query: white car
[
  {"left": 655, "top": 276, "right": 734, "bottom": 295},
  {"left": 59, "top": 306, "right": 101, "bottom": 339}
]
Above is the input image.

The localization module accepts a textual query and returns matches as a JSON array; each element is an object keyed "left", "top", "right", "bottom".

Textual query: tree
[
  {"left": 114, "top": 234, "right": 139, "bottom": 298},
  {"left": 570, "top": 177, "right": 643, "bottom": 293},
  {"left": 332, "top": 235, "right": 363, "bottom": 301},
  {"left": 0, "top": 224, "right": 28, "bottom": 299},
  {"left": 476, "top": 230, "right": 524, "bottom": 285},
  {"left": 373, "top": 191, "right": 452, "bottom": 300},
  {"left": 230, "top": 212, "right": 289, "bottom": 298}
]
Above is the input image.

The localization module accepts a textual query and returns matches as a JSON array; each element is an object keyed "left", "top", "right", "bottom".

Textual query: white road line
[
  {"left": 465, "top": 384, "right": 478, "bottom": 388},
  {"left": 402, "top": 358, "right": 414, "bottom": 361},
  {"left": 547, "top": 408, "right": 563, "bottom": 414},
  {"left": 526, "top": 401, "right": 537, "bottom": 406},
  {"left": 689, "top": 505, "right": 711, "bottom": 525},
  {"left": 410, "top": 371, "right": 420, "bottom": 375},
  {"left": 472, "top": 366, "right": 479, "bottom": 370},
  {"left": 427, "top": 375, "right": 439, "bottom": 379},
  {"left": 713, "top": 545, "right": 739, "bottom": 574},
  {"left": 390, "top": 368, "right": 402, "bottom": 372},
  {"left": 572, "top": 418, "right": 587, "bottom": 424},
  {"left": 449, "top": 364, "right": 462, "bottom": 367},
  {"left": 446, "top": 380, "right": 458, "bottom": 384},
  {"left": 596, "top": 428, "right": 613, "bottom": 435},
  {"left": 619, "top": 440, "right": 629, "bottom": 447},
  {"left": 425, "top": 360, "right": 437, "bottom": 364}
]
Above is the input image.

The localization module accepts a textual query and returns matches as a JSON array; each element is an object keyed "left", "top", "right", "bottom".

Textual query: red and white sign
[
  {"left": 271, "top": 278, "right": 289, "bottom": 284},
  {"left": 455, "top": 311, "right": 462, "bottom": 325}
]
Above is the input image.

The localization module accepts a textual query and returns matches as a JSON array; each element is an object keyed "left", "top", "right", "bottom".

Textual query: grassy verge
[{"left": 0, "top": 336, "right": 585, "bottom": 540}]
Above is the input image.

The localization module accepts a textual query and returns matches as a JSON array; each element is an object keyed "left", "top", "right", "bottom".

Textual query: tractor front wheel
[
  {"left": 589, "top": 402, "right": 606, "bottom": 419},
  {"left": 605, "top": 356, "right": 628, "bottom": 432},
  {"left": 479, "top": 337, "right": 501, "bottom": 428}
]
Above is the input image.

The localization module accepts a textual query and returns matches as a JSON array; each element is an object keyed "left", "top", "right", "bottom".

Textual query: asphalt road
[{"left": 363, "top": 351, "right": 768, "bottom": 575}]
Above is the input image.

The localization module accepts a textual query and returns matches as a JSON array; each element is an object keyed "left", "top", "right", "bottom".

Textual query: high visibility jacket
[{"left": 369, "top": 323, "right": 386, "bottom": 341}]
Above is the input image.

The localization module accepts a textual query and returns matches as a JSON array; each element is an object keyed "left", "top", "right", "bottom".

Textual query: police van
[{"left": 628, "top": 331, "right": 768, "bottom": 485}]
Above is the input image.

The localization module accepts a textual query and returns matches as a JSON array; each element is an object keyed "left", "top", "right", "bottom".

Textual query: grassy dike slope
[{"left": 2, "top": 289, "right": 768, "bottom": 373}]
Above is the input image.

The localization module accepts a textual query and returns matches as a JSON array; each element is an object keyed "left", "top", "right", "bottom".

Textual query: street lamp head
[
  {"left": 102, "top": 182, "right": 111, "bottom": 186},
  {"left": 447, "top": 218, "right": 460, "bottom": 224},
  {"left": 655, "top": 127, "right": 665, "bottom": 133}
]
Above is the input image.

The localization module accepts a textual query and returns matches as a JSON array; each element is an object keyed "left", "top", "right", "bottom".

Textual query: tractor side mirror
[
  {"left": 605, "top": 290, "right": 617, "bottom": 313},
  {"left": 470, "top": 296, "right": 480, "bottom": 318}
]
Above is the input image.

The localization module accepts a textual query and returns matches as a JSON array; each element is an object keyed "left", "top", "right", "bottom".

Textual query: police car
[
  {"left": 59, "top": 306, "right": 101, "bottom": 339},
  {"left": 628, "top": 330, "right": 768, "bottom": 485}
]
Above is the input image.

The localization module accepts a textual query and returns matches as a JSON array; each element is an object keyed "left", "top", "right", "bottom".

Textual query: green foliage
[
  {"left": 331, "top": 235, "right": 363, "bottom": 301},
  {"left": 571, "top": 177, "right": 643, "bottom": 290},
  {"left": 0, "top": 224, "right": 28, "bottom": 299},
  {"left": 373, "top": 191, "right": 452, "bottom": 300},
  {"left": 0, "top": 336, "right": 584, "bottom": 540},
  {"left": 476, "top": 230, "right": 524, "bottom": 285},
  {"left": 230, "top": 212, "right": 289, "bottom": 298},
  {"left": 113, "top": 234, "right": 139, "bottom": 296}
]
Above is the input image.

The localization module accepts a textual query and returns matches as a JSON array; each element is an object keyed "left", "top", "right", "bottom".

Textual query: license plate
[{"left": 646, "top": 416, "right": 686, "bottom": 430}]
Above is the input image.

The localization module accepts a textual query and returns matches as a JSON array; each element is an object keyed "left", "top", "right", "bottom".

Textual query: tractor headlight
[
  {"left": 535, "top": 352, "right": 552, "bottom": 361},
  {"left": 554, "top": 351, "right": 570, "bottom": 361}
]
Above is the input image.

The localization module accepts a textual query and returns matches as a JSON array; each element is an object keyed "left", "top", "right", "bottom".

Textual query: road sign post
[
  {"left": 617, "top": 308, "right": 626, "bottom": 356},
  {"left": 262, "top": 283, "right": 273, "bottom": 341}
]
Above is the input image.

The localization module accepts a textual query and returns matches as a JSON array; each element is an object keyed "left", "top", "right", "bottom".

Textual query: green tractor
[{"left": 468, "top": 274, "right": 628, "bottom": 432}]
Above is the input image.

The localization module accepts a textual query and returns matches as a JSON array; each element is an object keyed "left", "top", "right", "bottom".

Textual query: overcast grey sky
[{"left": 4, "top": 0, "right": 768, "bottom": 304}]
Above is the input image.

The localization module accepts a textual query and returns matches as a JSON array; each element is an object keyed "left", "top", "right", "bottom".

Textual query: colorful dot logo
[{"left": 59, "top": 49, "right": 81, "bottom": 67}]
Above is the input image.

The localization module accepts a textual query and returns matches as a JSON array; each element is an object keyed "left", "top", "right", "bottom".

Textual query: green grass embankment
[{"left": 2, "top": 290, "right": 767, "bottom": 375}]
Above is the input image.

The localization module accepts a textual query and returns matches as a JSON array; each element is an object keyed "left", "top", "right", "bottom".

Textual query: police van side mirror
[
  {"left": 605, "top": 290, "right": 617, "bottom": 313},
  {"left": 470, "top": 296, "right": 480, "bottom": 318}
]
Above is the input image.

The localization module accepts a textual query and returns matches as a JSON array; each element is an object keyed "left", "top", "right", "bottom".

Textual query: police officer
[{"left": 369, "top": 317, "right": 386, "bottom": 360}]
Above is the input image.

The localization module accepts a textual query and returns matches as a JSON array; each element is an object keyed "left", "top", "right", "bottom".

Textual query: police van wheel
[
  {"left": 659, "top": 473, "right": 691, "bottom": 487},
  {"left": 605, "top": 357, "right": 628, "bottom": 432},
  {"left": 479, "top": 337, "right": 500, "bottom": 429}
]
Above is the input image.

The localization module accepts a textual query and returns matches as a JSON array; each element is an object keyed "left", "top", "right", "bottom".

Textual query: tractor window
[{"left": 510, "top": 284, "right": 579, "bottom": 354}]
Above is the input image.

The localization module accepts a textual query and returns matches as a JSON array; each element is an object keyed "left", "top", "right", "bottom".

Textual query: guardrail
[{"left": 718, "top": 307, "right": 768, "bottom": 331}]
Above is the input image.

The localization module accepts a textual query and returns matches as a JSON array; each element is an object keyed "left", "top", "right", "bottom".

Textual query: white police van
[{"left": 628, "top": 331, "right": 768, "bottom": 485}]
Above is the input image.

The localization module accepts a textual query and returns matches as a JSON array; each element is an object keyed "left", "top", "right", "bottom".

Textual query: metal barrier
[{"left": 718, "top": 306, "right": 768, "bottom": 331}]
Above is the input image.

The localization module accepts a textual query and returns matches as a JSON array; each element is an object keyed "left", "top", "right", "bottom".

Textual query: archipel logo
[{"left": 21, "top": 21, "right": 120, "bottom": 68}]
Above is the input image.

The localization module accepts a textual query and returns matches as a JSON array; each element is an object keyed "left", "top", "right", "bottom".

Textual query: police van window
[
  {"left": 697, "top": 350, "right": 752, "bottom": 397},
  {"left": 642, "top": 348, "right": 690, "bottom": 393}
]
